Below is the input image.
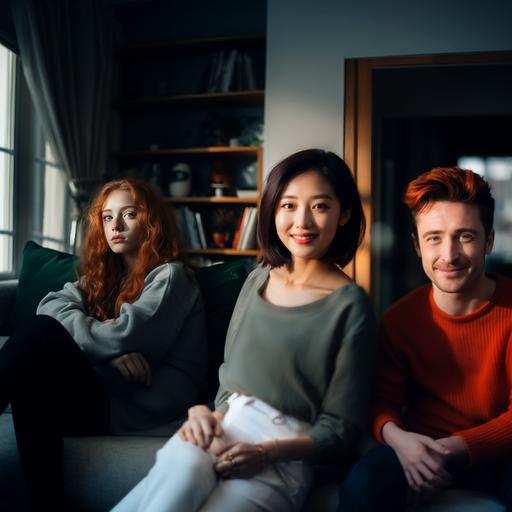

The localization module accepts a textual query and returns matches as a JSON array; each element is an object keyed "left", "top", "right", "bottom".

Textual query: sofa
[{"left": 0, "top": 242, "right": 506, "bottom": 511}]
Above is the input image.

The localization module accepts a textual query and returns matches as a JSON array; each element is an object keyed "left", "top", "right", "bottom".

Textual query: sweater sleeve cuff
[
  {"left": 306, "top": 427, "right": 344, "bottom": 462},
  {"left": 305, "top": 416, "right": 359, "bottom": 462},
  {"left": 373, "top": 413, "right": 403, "bottom": 444},
  {"left": 453, "top": 424, "right": 512, "bottom": 465},
  {"left": 215, "top": 401, "right": 229, "bottom": 415}
]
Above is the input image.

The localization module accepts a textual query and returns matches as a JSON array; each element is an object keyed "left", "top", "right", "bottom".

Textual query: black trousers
[
  {"left": 337, "top": 445, "right": 512, "bottom": 512},
  {"left": 0, "top": 315, "right": 110, "bottom": 510}
]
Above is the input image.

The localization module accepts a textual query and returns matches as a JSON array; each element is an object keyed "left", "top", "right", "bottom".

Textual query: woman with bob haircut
[
  {"left": 0, "top": 178, "right": 207, "bottom": 510},
  {"left": 113, "top": 149, "right": 377, "bottom": 512}
]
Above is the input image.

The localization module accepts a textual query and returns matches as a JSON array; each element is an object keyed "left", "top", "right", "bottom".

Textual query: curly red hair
[
  {"left": 78, "top": 178, "right": 182, "bottom": 320},
  {"left": 403, "top": 166, "right": 495, "bottom": 236}
]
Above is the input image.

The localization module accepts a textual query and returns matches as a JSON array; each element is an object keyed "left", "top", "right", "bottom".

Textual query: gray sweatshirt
[
  {"left": 215, "top": 266, "right": 377, "bottom": 462},
  {"left": 37, "top": 262, "right": 207, "bottom": 434}
]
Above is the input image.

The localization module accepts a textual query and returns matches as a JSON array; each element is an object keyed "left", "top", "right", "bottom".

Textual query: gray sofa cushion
[
  {"left": 1, "top": 409, "right": 505, "bottom": 512},
  {"left": 63, "top": 435, "right": 164, "bottom": 510},
  {"left": 0, "top": 413, "right": 26, "bottom": 501},
  {"left": 0, "top": 280, "right": 17, "bottom": 336},
  {"left": 0, "top": 411, "right": 165, "bottom": 511},
  {"left": 416, "top": 491, "right": 506, "bottom": 512}
]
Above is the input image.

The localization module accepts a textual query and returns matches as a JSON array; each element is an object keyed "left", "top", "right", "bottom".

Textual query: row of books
[
  {"left": 174, "top": 205, "right": 208, "bottom": 249},
  {"left": 175, "top": 205, "right": 258, "bottom": 251},
  {"left": 232, "top": 207, "right": 257, "bottom": 250},
  {"left": 204, "top": 49, "right": 257, "bottom": 93}
]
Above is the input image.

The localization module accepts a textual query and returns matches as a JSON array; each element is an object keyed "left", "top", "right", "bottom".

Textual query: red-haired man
[{"left": 338, "top": 167, "right": 512, "bottom": 511}]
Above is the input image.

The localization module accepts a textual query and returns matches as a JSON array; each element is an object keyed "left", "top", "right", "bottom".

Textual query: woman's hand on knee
[
  {"left": 215, "top": 442, "right": 268, "bottom": 479},
  {"left": 178, "top": 406, "right": 224, "bottom": 449}
]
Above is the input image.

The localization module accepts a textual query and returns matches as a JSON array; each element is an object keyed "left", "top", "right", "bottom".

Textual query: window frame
[
  {"left": 30, "top": 128, "right": 71, "bottom": 253},
  {"left": 0, "top": 43, "right": 17, "bottom": 278},
  {"left": 0, "top": 45, "right": 72, "bottom": 281}
]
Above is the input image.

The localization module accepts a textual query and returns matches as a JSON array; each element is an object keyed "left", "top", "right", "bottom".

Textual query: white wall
[{"left": 264, "top": 0, "right": 512, "bottom": 175}]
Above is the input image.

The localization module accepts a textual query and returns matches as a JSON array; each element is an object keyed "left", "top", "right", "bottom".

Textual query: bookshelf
[
  {"left": 113, "top": 91, "right": 264, "bottom": 110},
  {"left": 116, "top": 35, "right": 265, "bottom": 59},
  {"left": 169, "top": 197, "right": 258, "bottom": 204},
  {"left": 112, "top": 34, "right": 265, "bottom": 261},
  {"left": 115, "top": 146, "right": 261, "bottom": 158}
]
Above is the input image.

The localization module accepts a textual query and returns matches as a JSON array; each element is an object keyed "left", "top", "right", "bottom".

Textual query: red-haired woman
[{"left": 0, "top": 178, "right": 207, "bottom": 510}]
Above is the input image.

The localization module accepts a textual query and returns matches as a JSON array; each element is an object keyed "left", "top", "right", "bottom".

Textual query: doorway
[{"left": 344, "top": 53, "right": 512, "bottom": 315}]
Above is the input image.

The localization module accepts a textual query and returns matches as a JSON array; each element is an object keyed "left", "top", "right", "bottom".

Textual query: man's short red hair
[{"left": 403, "top": 166, "right": 495, "bottom": 236}]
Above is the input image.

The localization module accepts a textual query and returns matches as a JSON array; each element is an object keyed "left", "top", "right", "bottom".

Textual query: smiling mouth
[
  {"left": 290, "top": 234, "right": 318, "bottom": 244},
  {"left": 436, "top": 267, "right": 467, "bottom": 275}
]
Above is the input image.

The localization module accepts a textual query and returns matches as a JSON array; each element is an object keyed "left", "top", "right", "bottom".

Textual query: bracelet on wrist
[
  {"left": 256, "top": 439, "right": 279, "bottom": 465},
  {"left": 271, "top": 438, "right": 279, "bottom": 461},
  {"left": 256, "top": 444, "right": 268, "bottom": 464}
]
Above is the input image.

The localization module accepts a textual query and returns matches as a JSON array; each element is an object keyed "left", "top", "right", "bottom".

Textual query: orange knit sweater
[{"left": 373, "top": 274, "right": 512, "bottom": 464}]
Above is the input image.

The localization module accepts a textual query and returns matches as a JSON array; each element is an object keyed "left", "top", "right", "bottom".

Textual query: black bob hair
[{"left": 258, "top": 149, "right": 365, "bottom": 268}]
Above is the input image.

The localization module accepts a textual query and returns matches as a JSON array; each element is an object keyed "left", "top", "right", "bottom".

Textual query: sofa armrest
[{"left": 0, "top": 280, "right": 17, "bottom": 336}]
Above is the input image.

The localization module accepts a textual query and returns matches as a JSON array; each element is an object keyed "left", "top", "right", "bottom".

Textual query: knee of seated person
[
  {"left": 11, "top": 315, "right": 65, "bottom": 348},
  {"left": 155, "top": 435, "right": 213, "bottom": 476},
  {"left": 31, "top": 314, "right": 63, "bottom": 333},
  {"left": 339, "top": 459, "right": 376, "bottom": 499},
  {"left": 339, "top": 447, "right": 401, "bottom": 501}
]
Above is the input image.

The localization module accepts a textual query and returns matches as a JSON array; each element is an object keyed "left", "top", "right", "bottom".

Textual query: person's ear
[
  {"left": 485, "top": 229, "right": 495, "bottom": 255},
  {"left": 411, "top": 232, "right": 421, "bottom": 257},
  {"left": 338, "top": 210, "right": 351, "bottom": 227}
]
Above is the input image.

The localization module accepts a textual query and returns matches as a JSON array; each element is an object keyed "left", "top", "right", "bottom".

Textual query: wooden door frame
[{"left": 343, "top": 51, "right": 512, "bottom": 294}]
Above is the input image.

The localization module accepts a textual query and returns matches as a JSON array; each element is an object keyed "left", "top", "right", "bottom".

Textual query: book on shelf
[
  {"left": 174, "top": 206, "right": 189, "bottom": 248},
  {"left": 242, "top": 54, "right": 256, "bottom": 90},
  {"left": 234, "top": 52, "right": 244, "bottom": 91},
  {"left": 174, "top": 205, "right": 204, "bottom": 249},
  {"left": 185, "top": 207, "right": 202, "bottom": 248},
  {"left": 194, "top": 211, "right": 208, "bottom": 248},
  {"left": 220, "top": 49, "right": 237, "bottom": 93},
  {"left": 238, "top": 207, "right": 257, "bottom": 250},
  {"left": 205, "top": 50, "right": 257, "bottom": 93},
  {"left": 206, "top": 50, "right": 224, "bottom": 93},
  {"left": 232, "top": 207, "right": 250, "bottom": 249},
  {"left": 232, "top": 207, "right": 257, "bottom": 250}
]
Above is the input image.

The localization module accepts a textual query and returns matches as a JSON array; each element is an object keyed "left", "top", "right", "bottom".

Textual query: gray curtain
[{"left": 11, "top": 0, "right": 112, "bottom": 203}]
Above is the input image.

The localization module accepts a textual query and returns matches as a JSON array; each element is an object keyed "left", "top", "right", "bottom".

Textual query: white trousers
[{"left": 111, "top": 394, "right": 313, "bottom": 512}]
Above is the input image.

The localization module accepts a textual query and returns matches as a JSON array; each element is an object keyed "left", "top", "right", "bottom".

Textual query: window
[
  {"left": 31, "top": 126, "right": 70, "bottom": 252},
  {"left": 0, "top": 44, "right": 16, "bottom": 274},
  {"left": 1, "top": 41, "right": 70, "bottom": 278},
  {"left": 458, "top": 156, "right": 512, "bottom": 268}
]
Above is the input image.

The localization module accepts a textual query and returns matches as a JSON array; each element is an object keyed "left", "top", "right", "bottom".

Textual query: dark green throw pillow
[
  {"left": 195, "top": 259, "right": 248, "bottom": 401},
  {"left": 13, "top": 241, "right": 79, "bottom": 328}
]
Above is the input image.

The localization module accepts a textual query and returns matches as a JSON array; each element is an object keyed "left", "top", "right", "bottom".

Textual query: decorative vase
[{"left": 168, "top": 163, "right": 192, "bottom": 197}]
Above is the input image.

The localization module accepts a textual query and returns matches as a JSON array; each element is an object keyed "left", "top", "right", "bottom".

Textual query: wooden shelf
[
  {"left": 113, "top": 31, "right": 265, "bottom": 262},
  {"left": 185, "top": 248, "right": 258, "bottom": 256},
  {"left": 115, "top": 146, "right": 262, "bottom": 158},
  {"left": 114, "top": 90, "right": 264, "bottom": 110},
  {"left": 168, "top": 196, "right": 258, "bottom": 204},
  {"left": 117, "top": 35, "right": 265, "bottom": 58}
]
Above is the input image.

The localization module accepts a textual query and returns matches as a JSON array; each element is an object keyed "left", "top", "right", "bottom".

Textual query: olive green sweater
[{"left": 215, "top": 266, "right": 377, "bottom": 462}]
